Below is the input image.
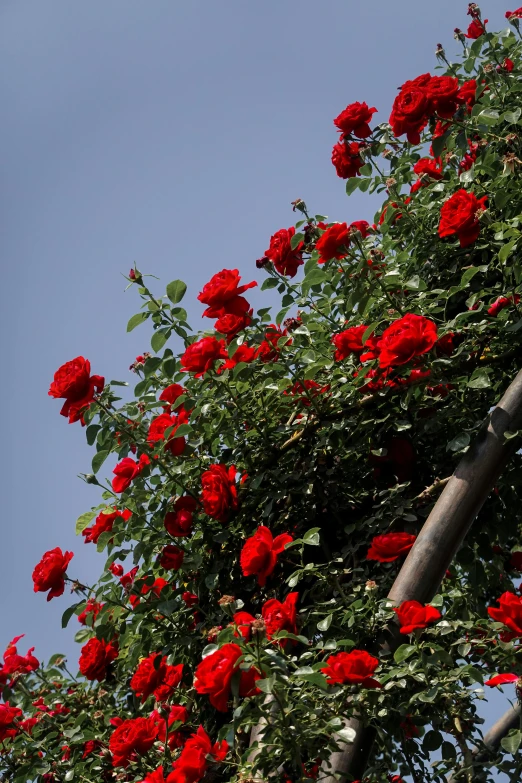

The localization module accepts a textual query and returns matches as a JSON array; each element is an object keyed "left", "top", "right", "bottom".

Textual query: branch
[{"left": 321, "top": 367, "right": 522, "bottom": 783}]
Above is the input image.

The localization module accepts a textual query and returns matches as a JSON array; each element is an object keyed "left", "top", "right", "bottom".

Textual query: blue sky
[{"left": 1, "top": 0, "right": 511, "bottom": 750}]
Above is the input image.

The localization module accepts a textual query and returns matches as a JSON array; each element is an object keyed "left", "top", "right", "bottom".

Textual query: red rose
[
  {"left": 48, "top": 356, "right": 104, "bottom": 424},
  {"left": 316, "top": 222, "right": 351, "bottom": 263},
  {"left": 218, "top": 342, "right": 257, "bottom": 373},
  {"left": 32, "top": 547, "right": 74, "bottom": 601},
  {"left": 332, "top": 325, "right": 378, "bottom": 362},
  {"left": 488, "top": 592, "right": 522, "bottom": 636},
  {"left": 457, "top": 79, "right": 478, "bottom": 111},
  {"left": 194, "top": 643, "right": 257, "bottom": 712},
  {"left": 159, "top": 544, "right": 184, "bottom": 570},
  {"left": 367, "top": 532, "right": 416, "bottom": 562},
  {"left": 262, "top": 592, "right": 299, "bottom": 640},
  {"left": 435, "top": 332, "right": 456, "bottom": 356},
  {"left": 197, "top": 269, "right": 257, "bottom": 310},
  {"left": 378, "top": 314, "right": 438, "bottom": 369},
  {"left": 166, "top": 726, "right": 228, "bottom": 783},
  {"left": 393, "top": 600, "right": 442, "bottom": 634},
  {"left": 255, "top": 324, "right": 290, "bottom": 363},
  {"left": 333, "top": 101, "right": 377, "bottom": 139},
  {"left": 265, "top": 227, "right": 304, "bottom": 278},
  {"left": 507, "top": 8, "right": 522, "bottom": 19},
  {"left": 147, "top": 411, "right": 188, "bottom": 456},
  {"left": 284, "top": 379, "right": 330, "bottom": 406},
  {"left": 426, "top": 75, "right": 460, "bottom": 118},
  {"left": 109, "top": 562, "right": 124, "bottom": 577},
  {"left": 349, "top": 220, "right": 371, "bottom": 238},
  {"left": 213, "top": 295, "right": 253, "bottom": 339},
  {"left": 321, "top": 650, "right": 380, "bottom": 688},
  {"left": 0, "top": 704, "right": 22, "bottom": 743},
  {"left": 439, "top": 189, "right": 487, "bottom": 248},
  {"left": 154, "top": 704, "right": 189, "bottom": 750},
  {"left": 488, "top": 295, "right": 520, "bottom": 317},
  {"left": 466, "top": 18, "right": 487, "bottom": 38},
  {"left": 109, "top": 716, "right": 158, "bottom": 767},
  {"left": 201, "top": 464, "right": 238, "bottom": 522},
  {"left": 164, "top": 496, "right": 198, "bottom": 537},
  {"left": 180, "top": 336, "right": 227, "bottom": 377},
  {"left": 413, "top": 157, "right": 443, "bottom": 181},
  {"left": 485, "top": 672, "right": 519, "bottom": 687},
  {"left": 131, "top": 653, "right": 167, "bottom": 702},
  {"left": 78, "top": 598, "right": 104, "bottom": 625},
  {"left": 154, "top": 663, "right": 184, "bottom": 702},
  {"left": 231, "top": 611, "right": 256, "bottom": 640},
  {"left": 159, "top": 383, "right": 186, "bottom": 410},
  {"left": 79, "top": 637, "right": 118, "bottom": 681},
  {"left": 502, "top": 57, "right": 515, "bottom": 72},
  {"left": 0, "top": 635, "right": 39, "bottom": 684},
  {"left": 240, "top": 526, "right": 293, "bottom": 586},
  {"left": 331, "top": 140, "right": 364, "bottom": 179},
  {"left": 82, "top": 508, "right": 132, "bottom": 545},
  {"left": 182, "top": 591, "right": 198, "bottom": 607},
  {"left": 112, "top": 453, "right": 150, "bottom": 493},
  {"left": 389, "top": 74, "right": 432, "bottom": 144}
]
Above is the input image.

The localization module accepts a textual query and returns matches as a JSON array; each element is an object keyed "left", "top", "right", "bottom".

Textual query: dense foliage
[{"left": 4, "top": 6, "right": 522, "bottom": 783}]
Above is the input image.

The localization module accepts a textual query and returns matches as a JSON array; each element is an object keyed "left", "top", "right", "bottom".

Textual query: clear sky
[{"left": 1, "top": 0, "right": 511, "bottom": 757}]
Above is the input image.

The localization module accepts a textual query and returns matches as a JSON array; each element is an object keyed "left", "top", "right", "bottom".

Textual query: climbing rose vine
[{"left": 4, "top": 6, "right": 522, "bottom": 783}]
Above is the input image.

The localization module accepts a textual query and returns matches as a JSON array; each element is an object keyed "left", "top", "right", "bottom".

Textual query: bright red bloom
[
  {"left": 331, "top": 140, "right": 364, "bottom": 179},
  {"left": 154, "top": 663, "right": 185, "bottom": 703},
  {"left": 265, "top": 227, "right": 304, "bottom": 278},
  {"left": 218, "top": 343, "right": 257, "bottom": 373},
  {"left": 262, "top": 592, "right": 299, "bottom": 640},
  {"left": 48, "top": 356, "right": 104, "bottom": 425},
  {"left": 240, "top": 526, "right": 293, "bottom": 586},
  {"left": 109, "top": 562, "right": 124, "bottom": 577},
  {"left": 212, "top": 295, "right": 253, "bottom": 339},
  {"left": 321, "top": 650, "right": 381, "bottom": 688},
  {"left": 284, "top": 379, "right": 330, "bottom": 406},
  {"left": 112, "top": 453, "right": 150, "bottom": 493},
  {"left": 413, "top": 157, "right": 443, "bottom": 181},
  {"left": 159, "top": 383, "right": 186, "bottom": 411},
  {"left": 485, "top": 672, "right": 519, "bottom": 687},
  {"left": 166, "top": 726, "right": 228, "bottom": 783},
  {"left": 147, "top": 411, "right": 188, "bottom": 456},
  {"left": 488, "top": 592, "right": 522, "bottom": 636},
  {"left": 82, "top": 508, "right": 132, "bottom": 544},
  {"left": 164, "top": 496, "right": 198, "bottom": 537},
  {"left": 506, "top": 8, "right": 522, "bottom": 19},
  {"left": 182, "top": 592, "right": 198, "bottom": 608},
  {"left": 198, "top": 269, "right": 257, "bottom": 310},
  {"left": 466, "top": 18, "right": 487, "bottom": 38},
  {"left": 120, "top": 566, "right": 138, "bottom": 588},
  {"left": 394, "top": 600, "right": 442, "bottom": 634},
  {"left": 0, "top": 704, "right": 22, "bottom": 743},
  {"left": 458, "top": 79, "right": 478, "bottom": 112},
  {"left": 426, "top": 75, "right": 460, "bottom": 118},
  {"left": 488, "top": 295, "right": 520, "bottom": 317},
  {"left": 389, "top": 74, "right": 432, "bottom": 145},
  {"left": 349, "top": 220, "right": 371, "bottom": 238},
  {"left": 194, "top": 643, "right": 257, "bottom": 712},
  {"left": 435, "top": 332, "right": 456, "bottom": 356},
  {"left": 316, "top": 222, "right": 351, "bottom": 263},
  {"left": 378, "top": 314, "right": 438, "bottom": 369},
  {"left": 154, "top": 704, "right": 189, "bottom": 749},
  {"left": 367, "top": 532, "right": 416, "bottom": 562},
  {"left": 332, "top": 325, "right": 378, "bottom": 362},
  {"left": 180, "top": 336, "right": 227, "bottom": 377},
  {"left": 231, "top": 611, "right": 256, "bottom": 640},
  {"left": 159, "top": 544, "right": 184, "bottom": 570},
  {"left": 130, "top": 653, "right": 167, "bottom": 702},
  {"left": 0, "top": 635, "right": 39, "bottom": 686},
  {"left": 334, "top": 101, "right": 377, "bottom": 139},
  {"left": 109, "top": 716, "right": 158, "bottom": 768},
  {"left": 78, "top": 598, "right": 104, "bottom": 626},
  {"left": 256, "top": 324, "right": 290, "bottom": 363},
  {"left": 502, "top": 57, "right": 515, "bottom": 72},
  {"left": 79, "top": 637, "right": 118, "bottom": 682},
  {"left": 201, "top": 464, "right": 238, "bottom": 522},
  {"left": 32, "top": 547, "right": 74, "bottom": 601},
  {"left": 439, "top": 189, "right": 487, "bottom": 248}
]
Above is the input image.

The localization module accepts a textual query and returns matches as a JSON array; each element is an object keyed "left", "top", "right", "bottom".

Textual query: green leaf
[
  {"left": 261, "top": 278, "right": 279, "bottom": 290},
  {"left": 460, "top": 267, "right": 479, "bottom": 287},
  {"left": 423, "top": 730, "right": 442, "bottom": 752},
  {"left": 499, "top": 239, "right": 517, "bottom": 264},
  {"left": 257, "top": 676, "right": 275, "bottom": 694},
  {"left": 298, "top": 672, "right": 329, "bottom": 690},
  {"left": 75, "top": 511, "right": 96, "bottom": 535},
  {"left": 85, "top": 424, "right": 100, "bottom": 446},
  {"left": 65, "top": 772, "right": 75, "bottom": 782},
  {"left": 166, "top": 280, "right": 187, "bottom": 304},
  {"left": 290, "top": 232, "right": 305, "bottom": 250},
  {"left": 404, "top": 275, "right": 426, "bottom": 291},
  {"left": 345, "top": 178, "right": 360, "bottom": 196},
  {"left": 127, "top": 312, "right": 148, "bottom": 332},
  {"left": 431, "top": 132, "right": 451, "bottom": 159},
  {"left": 504, "top": 108, "right": 522, "bottom": 124},
  {"left": 172, "top": 423, "right": 191, "bottom": 439},
  {"left": 303, "top": 527, "right": 321, "bottom": 546},
  {"left": 317, "top": 615, "right": 332, "bottom": 632},
  {"left": 92, "top": 449, "right": 110, "bottom": 474},
  {"left": 447, "top": 432, "right": 470, "bottom": 452},
  {"left": 468, "top": 368, "right": 491, "bottom": 389},
  {"left": 151, "top": 329, "right": 169, "bottom": 353},
  {"left": 477, "top": 109, "right": 500, "bottom": 125},
  {"left": 337, "top": 726, "right": 356, "bottom": 743},
  {"left": 501, "top": 730, "right": 522, "bottom": 755},
  {"left": 442, "top": 741, "right": 457, "bottom": 761},
  {"left": 394, "top": 644, "right": 416, "bottom": 664},
  {"left": 62, "top": 603, "right": 81, "bottom": 629}
]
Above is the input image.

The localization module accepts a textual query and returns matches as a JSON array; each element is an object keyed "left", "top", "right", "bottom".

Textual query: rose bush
[{"left": 4, "top": 6, "right": 522, "bottom": 783}]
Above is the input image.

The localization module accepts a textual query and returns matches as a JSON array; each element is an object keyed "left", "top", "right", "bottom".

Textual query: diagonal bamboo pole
[{"left": 320, "top": 368, "right": 522, "bottom": 783}]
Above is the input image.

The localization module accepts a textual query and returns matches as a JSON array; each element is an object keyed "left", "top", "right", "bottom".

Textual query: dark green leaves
[
  {"left": 127, "top": 311, "right": 148, "bottom": 332},
  {"left": 166, "top": 280, "right": 187, "bottom": 304}
]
